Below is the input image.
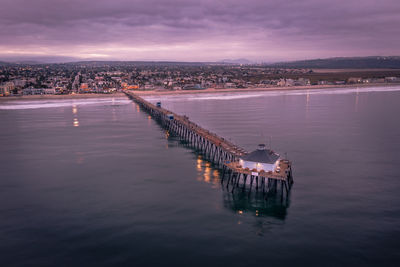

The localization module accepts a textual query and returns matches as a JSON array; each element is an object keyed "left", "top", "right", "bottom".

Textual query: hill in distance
[
  {"left": 0, "top": 55, "right": 399, "bottom": 69},
  {"left": 267, "top": 56, "right": 400, "bottom": 69},
  {"left": 0, "top": 55, "right": 86, "bottom": 64},
  {"left": 220, "top": 58, "right": 253, "bottom": 64}
]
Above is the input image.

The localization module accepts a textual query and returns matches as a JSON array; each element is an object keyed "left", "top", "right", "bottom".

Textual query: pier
[{"left": 124, "top": 90, "right": 293, "bottom": 198}]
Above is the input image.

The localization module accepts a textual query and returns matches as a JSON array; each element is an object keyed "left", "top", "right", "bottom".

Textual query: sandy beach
[
  {"left": 0, "top": 92, "right": 126, "bottom": 101},
  {"left": 132, "top": 82, "right": 400, "bottom": 96},
  {"left": 1, "top": 83, "right": 400, "bottom": 102}
]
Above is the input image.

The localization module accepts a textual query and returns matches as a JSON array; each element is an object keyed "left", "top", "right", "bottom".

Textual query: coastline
[
  {"left": 0, "top": 92, "right": 127, "bottom": 101},
  {"left": 1, "top": 83, "right": 400, "bottom": 102},
  {"left": 133, "top": 82, "right": 400, "bottom": 96}
]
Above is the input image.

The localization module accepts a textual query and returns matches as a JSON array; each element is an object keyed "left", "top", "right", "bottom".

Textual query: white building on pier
[{"left": 239, "top": 144, "right": 280, "bottom": 172}]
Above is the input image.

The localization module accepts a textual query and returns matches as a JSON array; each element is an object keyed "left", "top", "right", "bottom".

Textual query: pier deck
[
  {"left": 125, "top": 90, "right": 246, "bottom": 157},
  {"left": 225, "top": 159, "right": 291, "bottom": 181}
]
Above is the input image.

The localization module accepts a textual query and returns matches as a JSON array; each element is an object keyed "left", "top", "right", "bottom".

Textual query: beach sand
[
  {"left": 0, "top": 92, "right": 127, "bottom": 101},
  {"left": 132, "top": 83, "right": 400, "bottom": 96},
  {"left": 1, "top": 83, "right": 399, "bottom": 101}
]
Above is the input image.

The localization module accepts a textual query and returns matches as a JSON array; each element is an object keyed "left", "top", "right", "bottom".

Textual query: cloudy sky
[{"left": 0, "top": 0, "right": 399, "bottom": 62}]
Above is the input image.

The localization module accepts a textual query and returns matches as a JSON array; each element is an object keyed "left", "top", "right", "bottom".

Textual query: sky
[{"left": 0, "top": 0, "right": 399, "bottom": 62}]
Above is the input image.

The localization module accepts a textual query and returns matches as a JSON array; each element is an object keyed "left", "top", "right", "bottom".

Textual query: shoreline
[
  {"left": 133, "top": 82, "right": 400, "bottom": 96},
  {"left": 1, "top": 83, "right": 400, "bottom": 101},
  {"left": 0, "top": 92, "right": 126, "bottom": 101}
]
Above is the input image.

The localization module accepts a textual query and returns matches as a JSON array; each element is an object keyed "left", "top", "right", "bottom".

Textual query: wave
[
  {"left": 144, "top": 85, "right": 400, "bottom": 102},
  {"left": 0, "top": 98, "right": 131, "bottom": 110}
]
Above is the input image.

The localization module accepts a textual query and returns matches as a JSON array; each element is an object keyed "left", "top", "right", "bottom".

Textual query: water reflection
[
  {"left": 196, "top": 156, "right": 220, "bottom": 187},
  {"left": 305, "top": 90, "right": 310, "bottom": 119},
  {"left": 204, "top": 162, "right": 211, "bottom": 183},
  {"left": 72, "top": 104, "right": 79, "bottom": 127},
  {"left": 355, "top": 88, "right": 359, "bottom": 113},
  {"left": 112, "top": 98, "right": 117, "bottom": 121},
  {"left": 73, "top": 118, "right": 79, "bottom": 127},
  {"left": 222, "top": 190, "right": 288, "bottom": 220},
  {"left": 75, "top": 151, "right": 85, "bottom": 164},
  {"left": 196, "top": 157, "right": 202, "bottom": 172},
  {"left": 212, "top": 169, "right": 220, "bottom": 185}
]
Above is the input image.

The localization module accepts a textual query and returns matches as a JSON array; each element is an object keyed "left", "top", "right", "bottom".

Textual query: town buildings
[{"left": 0, "top": 62, "right": 399, "bottom": 96}]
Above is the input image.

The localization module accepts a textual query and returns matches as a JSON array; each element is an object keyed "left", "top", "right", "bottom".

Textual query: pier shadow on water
[
  {"left": 222, "top": 190, "right": 288, "bottom": 220},
  {"left": 167, "top": 133, "right": 290, "bottom": 221}
]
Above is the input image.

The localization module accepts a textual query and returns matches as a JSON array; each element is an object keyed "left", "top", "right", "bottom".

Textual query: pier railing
[
  {"left": 124, "top": 90, "right": 293, "bottom": 198},
  {"left": 125, "top": 90, "right": 246, "bottom": 164}
]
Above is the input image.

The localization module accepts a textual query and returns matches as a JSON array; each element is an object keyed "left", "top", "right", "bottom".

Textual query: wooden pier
[{"left": 124, "top": 90, "right": 293, "bottom": 198}]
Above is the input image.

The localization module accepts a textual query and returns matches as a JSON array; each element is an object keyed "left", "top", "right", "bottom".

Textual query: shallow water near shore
[{"left": 1, "top": 86, "right": 400, "bottom": 266}]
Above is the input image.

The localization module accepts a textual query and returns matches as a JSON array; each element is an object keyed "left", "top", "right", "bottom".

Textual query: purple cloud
[{"left": 0, "top": 0, "right": 399, "bottom": 61}]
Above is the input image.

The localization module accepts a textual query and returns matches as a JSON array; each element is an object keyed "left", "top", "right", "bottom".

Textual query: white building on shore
[{"left": 22, "top": 88, "right": 56, "bottom": 95}]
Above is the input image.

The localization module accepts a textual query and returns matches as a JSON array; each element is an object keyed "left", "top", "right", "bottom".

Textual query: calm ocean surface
[{"left": 1, "top": 86, "right": 400, "bottom": 266}]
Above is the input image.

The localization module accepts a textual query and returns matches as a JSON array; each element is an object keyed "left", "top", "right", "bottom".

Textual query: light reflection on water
[
  {"left": 72, "top": 104, "right": 79, "bottom": 127},
  {"left": 73, "top": 118, "right": 79, "bottom": 127},
  {"left": 194, "top": 156, "right": 220, "bottom": 187}
]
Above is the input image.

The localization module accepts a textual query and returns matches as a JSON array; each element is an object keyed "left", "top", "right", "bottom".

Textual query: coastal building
[
  {"left": 0, "top": 82, "right": 15, "bottom": 96},
  {"left": 12, "top": 79, "right": 27, "bottom": 87},
  {"left": 0, "top": 84, "right": 10, "bottom": 96},
  {"left": 285, "top": 79, "right": 295, "bottom": 86},
  {"left": 79, "top": 83, "right": 89, "bottom": 93},
  {"left": 183, "top": 84, "right": 206, "bottom": 90},
  {"left": 223, "top": 82, "right": 236, "bottom": 88},
  {"left": 277, "top": 79, "right": 286, "bottom": 87},
  {"left": 294, "top": 78, "right": 311, "bottom": 86},
  {"left": 347, "top": 77, "right": 362, "bottom": 84},
  {"left": 372, "top": 78, "right": 385, "bottom": 83},
  {"left": 334, "top": 80, "right": 346, "bottom": 85},
  {"left": 385, "top": 77, "right": 400, "bottom": 83},
  {"left": 238, "top": 144, "right": 280, "bottom": 172},
  {"left": 318, "top": 80, "right": 333, "bottom": 85},
  {"left": 55, "top": 87, "right": 66, "bottom": 94},
  {"left": 22, "top": 88, "right": 56, "bottom": 95}
]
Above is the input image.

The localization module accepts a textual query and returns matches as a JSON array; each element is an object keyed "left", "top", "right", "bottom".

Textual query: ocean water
[{"left": 1, "top": 86, "right": 400, "bottom": 266}]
